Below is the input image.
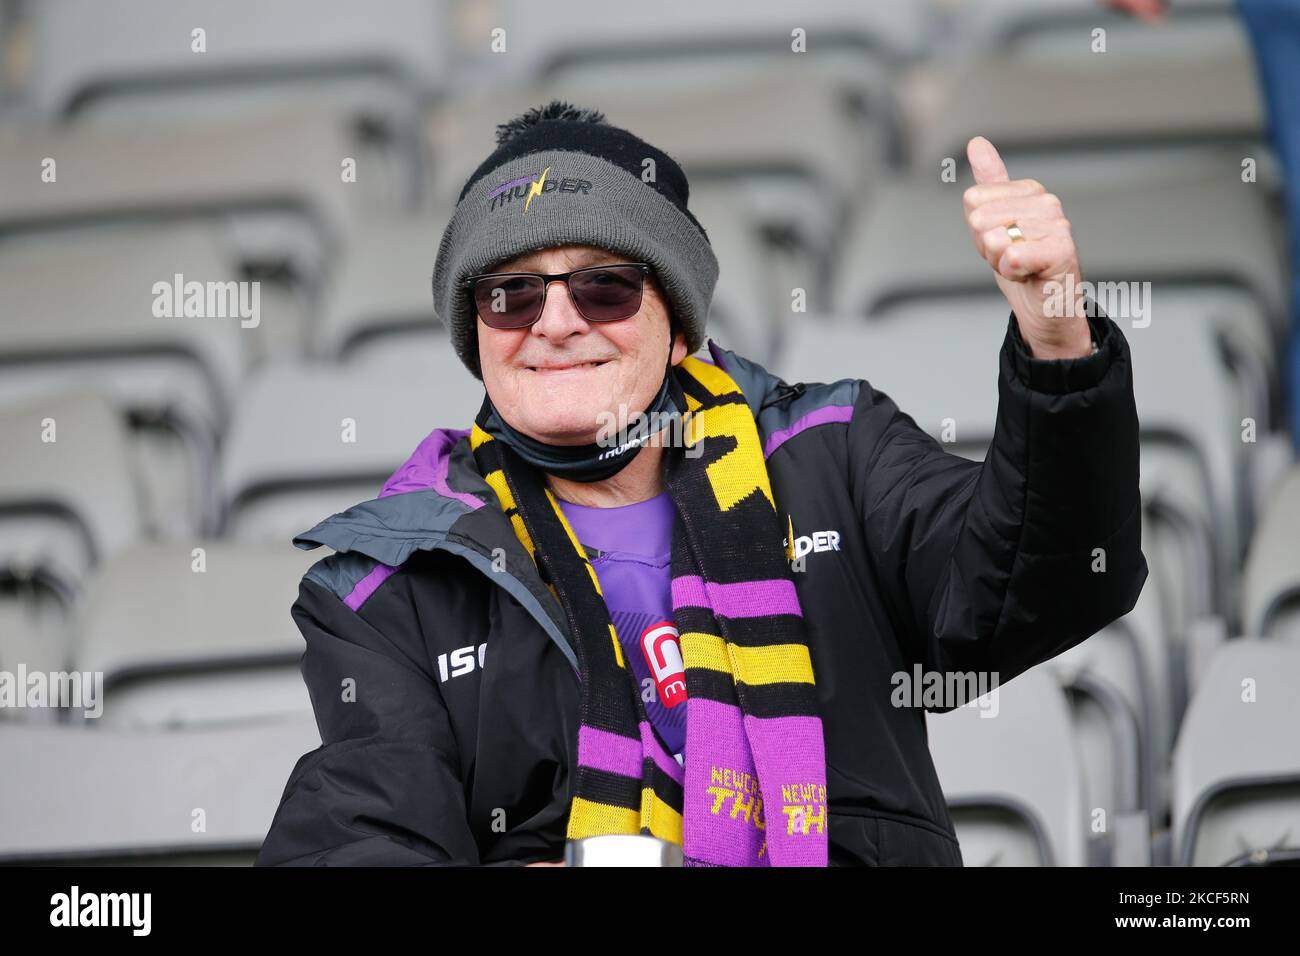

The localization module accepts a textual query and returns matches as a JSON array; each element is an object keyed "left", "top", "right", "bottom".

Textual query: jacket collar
[{"left": 292, "top": 425, "right": 580, "bottom": 672}]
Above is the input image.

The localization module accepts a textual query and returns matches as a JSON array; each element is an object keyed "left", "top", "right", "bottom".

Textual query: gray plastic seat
[
  {"left": 0, "top": 391, "right": 144, "bottom": 681},
  {"left": 0, "top": 390, "right": 143, "bottom": 615},
  {"left": 951, "top": 0, "right": 1245, "bottom": 64},
  {"left": 927, "top": 667, "right": 1088, "bottom": 866},
  {"left": 482, "top": 0, "right": 931, "bottom": 83},
  {"left": 491, "top": 0, "right": 921, "bottom": 168},
  {"left": 916, "top": 43, "right": 1264, "bottom": 184},
  {"left": 0, "top": 586, "right": 71, "bottom": 705},
  {"left": 0, "top": 223, "right": 267, "bottom": 535},
  {"left": 1050, "top": 570, "right": 1172, "bottom": 823},
  {"left": 0, "top": 107, "right": 382, "bottom": 279},
  {"left": 73, "top": 541, "right": 319, "bottom": 730},
  {"left": 1172, "top": 639, "right": 1300, "bottom": 865},
  {"left": 315, "top": 212, "right": 448, "bottom": 362},
  {"left": 24, "top": 0, "right": 445, "bottom": 118},
  {"left": 0, "top": 712, "right": 320, "bottom": 863},
  {"left": 220, "top": 361, "right": 481, "bottom": 544},
  {"left": 1243, "top": 469, "right": 1300, "bottom": 643},
  {"left": 833, "top": 165, "right": 1287, "bottom": 339}
]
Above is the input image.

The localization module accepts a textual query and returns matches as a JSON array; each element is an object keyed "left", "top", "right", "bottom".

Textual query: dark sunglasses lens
[
  {"left": 473, "top": 274, "right": 545, "bottom": 329},
  {"left": 568, "top": 265, "right": 645, "bottom": 322}
]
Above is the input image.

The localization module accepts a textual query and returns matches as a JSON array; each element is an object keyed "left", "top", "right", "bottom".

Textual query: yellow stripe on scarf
[
  {"left": 681, "top": 631, "right": 815, "bottom": 685},
  {"left": 681, "top": 355, "right": 742, "bottom": 397},
  {"left": 677, "top": 357, "right": 774, "bottom": 513},
  {"left": 568, "top": 797, "right": 640, "bottom": 840},
  {"left": 640, "top": 789, "right": 684, "bottom": 844}
]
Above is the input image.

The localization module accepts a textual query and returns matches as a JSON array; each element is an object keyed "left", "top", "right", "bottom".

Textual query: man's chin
[{"left": 517, "top": 408, "right": 611, "bottom": 446}]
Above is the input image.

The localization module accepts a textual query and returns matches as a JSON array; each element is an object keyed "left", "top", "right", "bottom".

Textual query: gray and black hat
[{"left": 432, "top": 101, "right": 720, "bottom": 380}]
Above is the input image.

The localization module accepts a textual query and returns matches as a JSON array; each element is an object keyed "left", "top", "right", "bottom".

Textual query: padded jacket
[{"left": 257, "top": 309, "right": 1146, "bottom": 866}]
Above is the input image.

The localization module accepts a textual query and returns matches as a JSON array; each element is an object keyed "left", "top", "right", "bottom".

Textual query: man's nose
[{"left": 531, "top": 278, "right": 588, "bottom": 337}]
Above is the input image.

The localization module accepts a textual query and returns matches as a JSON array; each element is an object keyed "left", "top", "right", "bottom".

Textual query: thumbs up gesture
[{"left": 963, "top": 137, "right": 1094, "bottom": 360}]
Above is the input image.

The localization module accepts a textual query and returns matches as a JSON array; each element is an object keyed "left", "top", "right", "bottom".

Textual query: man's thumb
[{"left": 967, "top": 136, "right": 1010, "bottom": 185}]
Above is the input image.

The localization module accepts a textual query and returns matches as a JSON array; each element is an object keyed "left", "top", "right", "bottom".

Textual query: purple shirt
[{"left": 556, "top": 491, "right": 686, "bottom": 763}]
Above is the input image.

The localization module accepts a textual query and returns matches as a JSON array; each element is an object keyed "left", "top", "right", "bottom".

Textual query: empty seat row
[{"left": 928, "top": 639, "right": 1300, "bottom": 866}]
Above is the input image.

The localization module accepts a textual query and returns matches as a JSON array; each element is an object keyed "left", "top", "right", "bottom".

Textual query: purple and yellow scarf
[{"left": 470, "top": 355, "right": 827, "bottom": 866}]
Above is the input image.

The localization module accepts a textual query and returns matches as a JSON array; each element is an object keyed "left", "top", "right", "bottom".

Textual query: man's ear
[{"left": 669, "top": 325, "right": 689, "bottom": 366}]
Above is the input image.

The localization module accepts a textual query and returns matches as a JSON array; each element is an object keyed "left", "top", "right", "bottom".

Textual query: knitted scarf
[{"left": 470, "top": 355, "right": 828, "bottom": 866}]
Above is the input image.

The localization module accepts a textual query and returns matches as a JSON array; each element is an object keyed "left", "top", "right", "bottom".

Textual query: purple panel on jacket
[
  {"left": 763, "top": 404, "right": 854, "bottom": 459},
  {"left": 380, "top": 426, "right": 483, "bottom": 509}
]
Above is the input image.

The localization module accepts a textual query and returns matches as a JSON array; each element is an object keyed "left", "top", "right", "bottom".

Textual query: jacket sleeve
[
  {"left": 846, "top": 308, "right": 1147, "bottom": 694},
  {"left": 256, "top": 574, "right": 515, "bottom": 866}
]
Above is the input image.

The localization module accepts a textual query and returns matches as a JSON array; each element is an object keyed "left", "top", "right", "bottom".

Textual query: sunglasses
[{"left": 466, "top": 262, "right": 652, "bottom": 330}]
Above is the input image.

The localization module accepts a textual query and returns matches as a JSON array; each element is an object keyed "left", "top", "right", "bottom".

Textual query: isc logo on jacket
[
  {"left": 436, "top": 643, "right": 486, "bottom": 683},
  {"left": 640, "top": 622, "right": 687, "bottom": 708}
]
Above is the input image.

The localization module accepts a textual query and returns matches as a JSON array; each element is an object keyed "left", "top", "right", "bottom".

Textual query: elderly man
[{"left": 258, "top": 102, "right": 1145, "bottom": 867}]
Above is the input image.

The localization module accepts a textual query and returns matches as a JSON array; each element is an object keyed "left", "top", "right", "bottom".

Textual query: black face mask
[{"left": 475, "top": 354, "right": 688, "bottom": 483}]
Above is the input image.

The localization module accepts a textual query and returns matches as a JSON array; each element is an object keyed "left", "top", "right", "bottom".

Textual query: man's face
[{"left": 476, "top": 244, "right": 688, "bottom": 445}]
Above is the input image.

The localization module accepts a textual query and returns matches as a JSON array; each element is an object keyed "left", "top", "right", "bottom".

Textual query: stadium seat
[
  {"left": 22, "top": 0, "right": 446, "bottom": 123},
  {"left": 0, "top": 223, "right": 265, "bottom": 535},
  {"left": 220, "top": 362, "right": 481, "bottom": 544},
  {"left": 314, "top": 211, "right": 447, "bottom": 363},
  {"left": 832, "top": 165, "right": 1288, "bottom": 340},
  {"left": 1171, "top": 639, "right": 1300, "bottom": 865},
  {"left": 1050, "top": 571, "right": 1173, "bottom": 824},
  {"left": 495, "top": 0, "right": 921, "bottom": 164},
  {"left": 951, "top": 0, "right": 1247, "bottom": 64},
  {"left": 1242, "top": 467, "right": 1300, "bottom": 642},
  {"left": 927, "top": 668, "right": 1089, "bottom": 866},
  {"left": 917, "top": 46, "right": 1265, "bottom": 188},
  {"left": 0, "top": 713, "right": 320, "bottom": 863},
  {"left": 0, "top": 107, "right": 390, "bottom": 283},
  {"left": 488, "top": 0, "right": 931, "bottom": 83},
  {"left": 73, "top": 541, "right": 319, "bottom": 729},
  {"left": 0, "top": 390, "right": 144, "bottom": 681}
]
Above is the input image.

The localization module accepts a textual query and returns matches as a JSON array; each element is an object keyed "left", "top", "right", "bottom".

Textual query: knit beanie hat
[{"left": 431, "top": 101, "right": 720, "bottom": 380}]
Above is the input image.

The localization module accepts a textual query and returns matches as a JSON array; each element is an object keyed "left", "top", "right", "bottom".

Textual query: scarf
[{"left": 470, "top": 355, "right": 828, "bottom": 866}]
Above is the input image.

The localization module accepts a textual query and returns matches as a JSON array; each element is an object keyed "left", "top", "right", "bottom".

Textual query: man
[{"left": 258, "top": 101, "right": 1146, "bottom": 866}]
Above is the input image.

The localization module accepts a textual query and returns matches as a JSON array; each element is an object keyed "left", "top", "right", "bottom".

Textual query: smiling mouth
[{"left": 526, "top": 360, "right": 611, "bottom": 373}]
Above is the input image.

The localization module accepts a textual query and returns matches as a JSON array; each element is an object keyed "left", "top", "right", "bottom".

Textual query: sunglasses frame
[{"left": 465, "top": 262, "right": 653, "bottom": 329}]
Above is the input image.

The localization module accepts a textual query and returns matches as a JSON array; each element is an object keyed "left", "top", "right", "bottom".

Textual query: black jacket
[{"left": 257, "top": 310, "right": 1146, "bottom": 866}]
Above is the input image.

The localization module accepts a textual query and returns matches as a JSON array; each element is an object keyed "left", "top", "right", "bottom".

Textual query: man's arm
[
  {"left": 848, "top": 306, "right": 1146, "bottom": 690},
  {"left": 256, "top": 575, "right": 511, "bottom": 866},
  {"left": 846, "top": 136, "right": 1147, "bottom": 692}
]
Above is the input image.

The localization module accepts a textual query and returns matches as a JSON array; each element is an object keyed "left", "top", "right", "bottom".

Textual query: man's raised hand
[{"left": 963, "top": 136, "right": 1093, "bottom": 360}]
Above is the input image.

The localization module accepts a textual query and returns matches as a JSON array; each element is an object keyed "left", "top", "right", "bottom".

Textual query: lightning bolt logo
[
  {"left": 524, "top": 166, "right": 551, "bottom": 213},
  {"left": 785, "top": 513, "right": 795, "bottom": 563}
]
